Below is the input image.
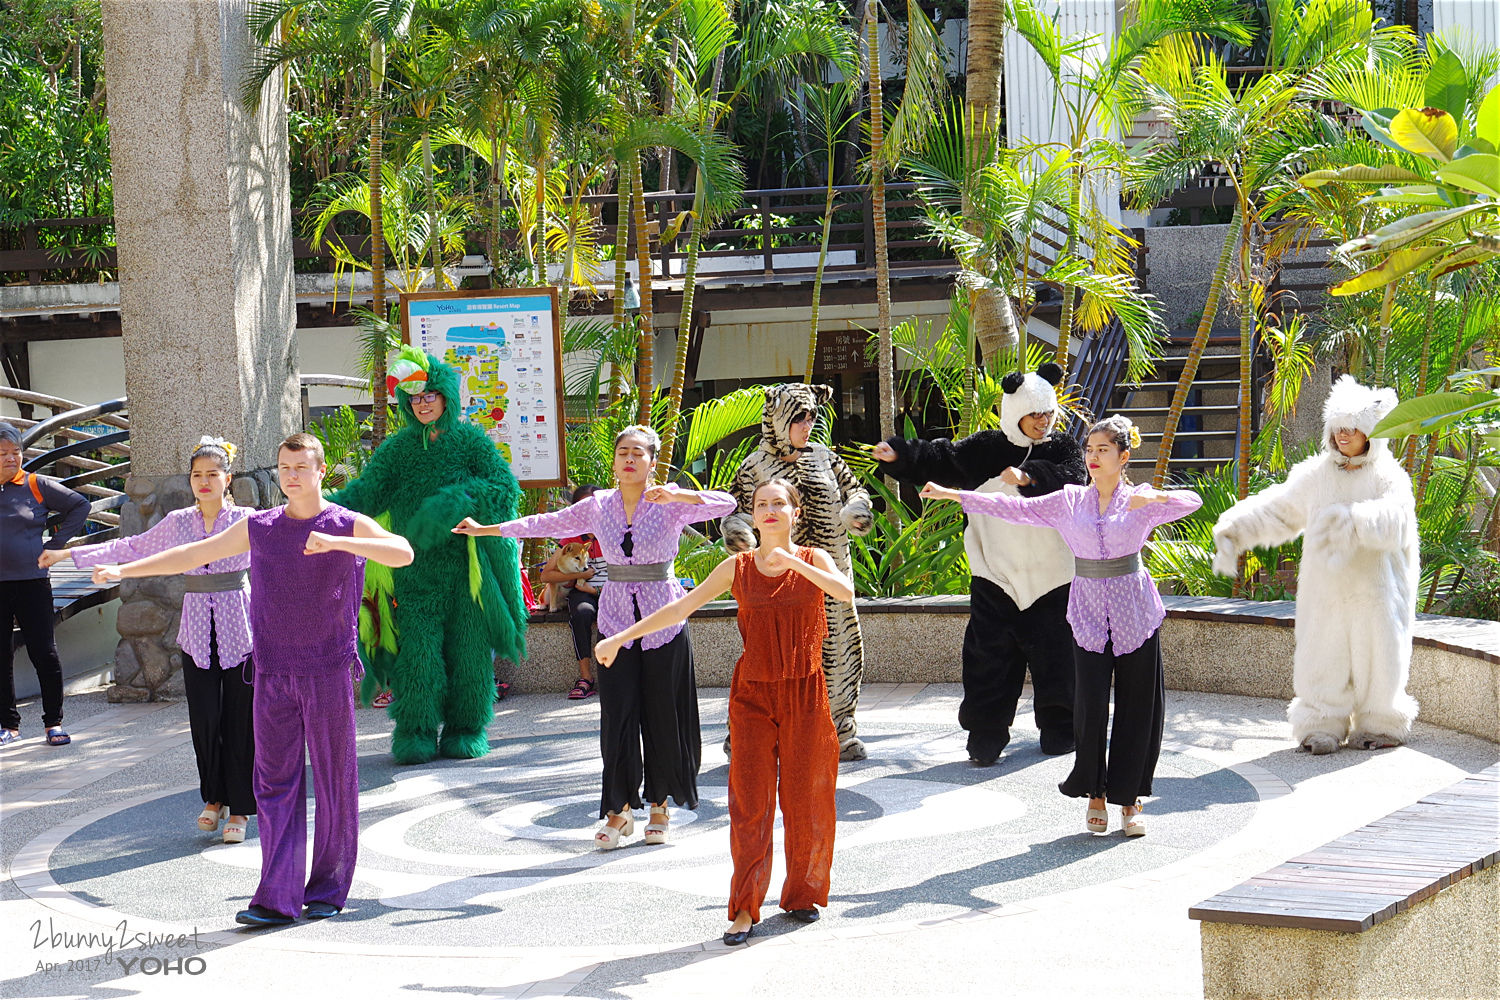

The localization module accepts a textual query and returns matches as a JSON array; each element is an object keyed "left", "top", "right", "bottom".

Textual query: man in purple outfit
[{"left": 93, "top": 433, "right": 413, "bottom": 926}]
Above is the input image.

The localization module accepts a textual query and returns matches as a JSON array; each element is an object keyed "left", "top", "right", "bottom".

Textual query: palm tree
[
  {"left": 1005, "top": 0, "right": 1251, "bottom": 374},
  {"left": 245, "top": 0, "right": 418, "bottom": 442},
  {"left": 657, "top": 0, "right": 841, "bottom": 470},
  {"left": 1130, "top": 54, "right": 1316, "bottom": 499},
  {"left": 801, "top": 78, "right": 861, "bottom": 381}
]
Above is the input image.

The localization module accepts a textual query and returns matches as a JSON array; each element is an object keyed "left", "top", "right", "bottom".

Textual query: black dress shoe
[
  {"left": 303, "top": 901, "right": 342, "bottom": 920},
  {"left": 785, "top": 908, "right": 820, "bottom": 924},
  {"left": 722, "top": 926, "right": 752, "bottom": 946},
  {"left": 966, "top": 735, "right": 1006, "bottom": 767},
  {"left": 235, "top": 905, "right": 293, "bottom": 927}
]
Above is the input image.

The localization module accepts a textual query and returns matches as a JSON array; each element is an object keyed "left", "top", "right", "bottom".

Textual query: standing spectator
[{"left": 1, "top": 420, "right": 90, "bottom": 747}]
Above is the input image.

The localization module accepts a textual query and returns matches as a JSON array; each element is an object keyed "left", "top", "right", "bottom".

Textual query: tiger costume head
[
  {"left": 760, "top": 382, "right": 834, "bottom": 459},
  {"left": 999, "top": 362, "right": 1065, "bottom": 448}
]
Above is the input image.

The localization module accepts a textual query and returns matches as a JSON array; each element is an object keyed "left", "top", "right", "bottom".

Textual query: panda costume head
[
  {"left": 998, "top": 363, "right": 1066, "bottom": 449},
  {"left": 1322, "top": 375, "right": 1398, "bottom": 470}
]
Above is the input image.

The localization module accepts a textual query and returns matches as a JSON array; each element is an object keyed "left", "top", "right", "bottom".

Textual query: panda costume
[
  {"left": 1212, "top": 376, "right": 1419, "bottom": 753},
  {"left": 879, "top": 363, "right": 1087, "bottom": 763}
]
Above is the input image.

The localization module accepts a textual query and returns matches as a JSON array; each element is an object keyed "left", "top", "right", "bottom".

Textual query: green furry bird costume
[{"left": 331, "top": 347, "right": 528, "bottom": 764}]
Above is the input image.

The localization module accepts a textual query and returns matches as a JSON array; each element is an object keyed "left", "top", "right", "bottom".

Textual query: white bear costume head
[
  {"left": 1322, "top": 375, "right": 1398, "bottom": 469},
  {"left": 999, "top": 363, "right": 1065, "bottom": 448}
]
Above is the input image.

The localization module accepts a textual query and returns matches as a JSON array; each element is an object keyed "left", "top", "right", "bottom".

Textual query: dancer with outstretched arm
[
  {"left": 92, "top": 433, "right": 413, "bottom": 926},
  {"left": 597, "top": 478, "right": 850, "bottom": 946},
  {"left": 456, "top": 425, "right": 735, "bottom": 850},
  {"left": 921, "top": 416, "right": 1201, "bottom": 838},
  {"left": 55, "top": 437, "right": 257, "bottom": 843}
]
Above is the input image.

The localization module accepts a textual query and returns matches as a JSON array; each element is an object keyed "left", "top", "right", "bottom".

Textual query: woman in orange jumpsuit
[{"left": 597, "top": 478, "right": 850, "bottom": 945}]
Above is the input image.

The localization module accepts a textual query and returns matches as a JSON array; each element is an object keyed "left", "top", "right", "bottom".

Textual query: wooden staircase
[{"left": 1106, "top": 340, "right": 1249, "bottom": 480}]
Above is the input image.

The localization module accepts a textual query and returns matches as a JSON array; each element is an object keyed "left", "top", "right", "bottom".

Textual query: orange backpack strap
[{"left": 26, "top": 473, "right": 44, "bottom": 504}]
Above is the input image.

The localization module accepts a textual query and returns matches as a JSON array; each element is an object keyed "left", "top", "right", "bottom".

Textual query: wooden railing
[{"left": 2, "top": 184, "right": 955, "bottom": 287}]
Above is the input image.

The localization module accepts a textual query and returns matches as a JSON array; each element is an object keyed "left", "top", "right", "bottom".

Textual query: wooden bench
[{"left": 1190, "top": 765, "right": 1500, "bottom": 1000}]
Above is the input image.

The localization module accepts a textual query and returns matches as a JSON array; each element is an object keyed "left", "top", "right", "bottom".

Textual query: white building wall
[{"left": 1434, "top": 0, "right": 1500, "bottom": 86}]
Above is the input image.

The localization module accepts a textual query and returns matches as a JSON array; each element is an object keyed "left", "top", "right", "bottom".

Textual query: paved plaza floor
[{"left": 3, "top": 681, "right": 1496, "bottom": 999}]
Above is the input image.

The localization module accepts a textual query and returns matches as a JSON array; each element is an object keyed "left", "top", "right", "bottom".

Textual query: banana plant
[{"left": 1301, "top": 77, "right": 1500, "bottom": 295}]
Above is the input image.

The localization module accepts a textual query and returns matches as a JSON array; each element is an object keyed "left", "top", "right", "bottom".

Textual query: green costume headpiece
[{"left": 387, "top": 345, "right": 462, "bottom": 444}]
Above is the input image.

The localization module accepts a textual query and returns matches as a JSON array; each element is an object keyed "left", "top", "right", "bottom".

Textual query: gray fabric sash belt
[
  {"left": 1072, "top": 553, "right": 1141, "bottom": 579},
  {"left": 183, "top": 570, "right": 249, "bottom": 593},
  {"left": 604, "top": 561, "right": 673, "bottom": 582}
]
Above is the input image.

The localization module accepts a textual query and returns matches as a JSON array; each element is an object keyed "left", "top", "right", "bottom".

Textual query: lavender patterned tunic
[
  {"left": 498, "top": 488, "right": 737, "bottom": 650},
  {"left": 960, "top": 482, "right": 1202, "bottom": 655},
  {"left": 70, "top": 505, "right": 253, "bottom": 669}
]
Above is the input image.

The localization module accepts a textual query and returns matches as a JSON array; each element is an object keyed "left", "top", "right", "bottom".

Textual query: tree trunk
[
  {"left": 422, "top": 128, "right": 445, "bottom": 290},
  {"left": 1235, "top": 210, "right": 1254, "bottom": 504},
  {"left": 868, "top": 4, "right": 894, "bottom": 444},
  {"left": 965, "top": 0, "right": 1008, "bottom": 364},
  {"left": 369, "top": 41, "right": 389, "bottom": 443},
  {"left": 534, "top": 154, "right": 549, "bottom": 286},
  {"left": 1151, "top": 207, "right": 1240, "bottom": 488},
  {"left": 609, "top": 160, "right": 632, "bottom": 409},
  {"left": 1053, "top": 171, "right": 1083, "bottom": 374},
  {"left": 632, "top": 152, "right": 657, "bottom": 426},
  {"left": 805, "top": 177, "right": 837, "bottom": 382}
]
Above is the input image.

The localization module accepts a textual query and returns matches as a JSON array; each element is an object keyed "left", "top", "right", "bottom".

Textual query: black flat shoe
[
  {"left": 1039, "top": 734, "right": 1076, "bottom": 756},
  {"left": 235, "top": 905, "right": 293, "bottom": 927},
  {"left": 303, "top": 901, "right": 342, "bottom": 919},
  {"left": 785, "top": 908, "right": 820, "bottom": 924},
  {"left": 722, "top": 927, "right": 752, "bottom": 946}
]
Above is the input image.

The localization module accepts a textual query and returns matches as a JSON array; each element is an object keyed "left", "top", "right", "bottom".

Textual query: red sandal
[{"left": 568, "top": 678, "right": 596, "bottom": 700}]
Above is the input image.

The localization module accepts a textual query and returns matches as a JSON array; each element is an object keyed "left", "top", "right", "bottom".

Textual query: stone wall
[{"left": 106, "top": 469, "right": 278, "bottom": 702}]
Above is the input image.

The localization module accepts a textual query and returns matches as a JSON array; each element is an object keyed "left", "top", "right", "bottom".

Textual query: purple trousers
[{"left": 248, "top": 671, "right": 359, "bottom": 917}]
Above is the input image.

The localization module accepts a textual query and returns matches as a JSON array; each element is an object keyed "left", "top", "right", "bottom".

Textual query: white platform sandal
[
  {"left": 595, "top": 808, "right": 634, "bottom": 850},
  {"left": 644, "top": 806, "right": 670, "bottom": 845}
]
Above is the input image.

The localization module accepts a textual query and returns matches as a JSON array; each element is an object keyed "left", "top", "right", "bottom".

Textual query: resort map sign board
[{"left": 400, "top": 287, "right": 567, "bottom": 490}]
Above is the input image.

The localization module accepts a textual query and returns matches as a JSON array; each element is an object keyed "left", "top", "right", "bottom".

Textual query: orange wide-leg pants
[{"left": 727, "top": 670, "right": 840, "bottom": 922}]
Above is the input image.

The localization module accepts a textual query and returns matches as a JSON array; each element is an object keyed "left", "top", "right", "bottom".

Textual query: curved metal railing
[{"left": 2, "top": 374, "right": 373, "bottom": 543}]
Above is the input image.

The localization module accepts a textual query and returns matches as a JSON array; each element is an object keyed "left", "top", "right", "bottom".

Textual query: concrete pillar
[{"left": 100, "top": 0, "right": 297, "bottom": 700}]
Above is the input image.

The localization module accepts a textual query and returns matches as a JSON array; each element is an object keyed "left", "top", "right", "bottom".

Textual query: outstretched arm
[
  {"left": 305, "top": 513, "right": 414, "bottom": 567},
  {"left": 773, "top": 546, "right": 854, "bottom": 603},
  {"left": 59, "top": 509, "right": 189, "bottom": 569},
  {"left": 455, "top": 495, "right": 597, "bottom": 539},
  {"left": 875, "top": 432, "right": 1010, "bottom": 490},
  {"left": 92, "top": 518, "right": 251, "bottom": 582},
  {"left": 920, "top": 481, "right": 1072, "bottom": 529},
  {"left": 594, "top": 556, "right": 737, "bottom": 666},
  {"left": 829, "top": 451, "right": 873, "bottom": 537},
  {"left": 1212, "top": 475, "right": 1309, "bottom": 576}
]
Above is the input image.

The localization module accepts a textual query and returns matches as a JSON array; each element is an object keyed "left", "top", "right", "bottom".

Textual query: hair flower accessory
[
  {"left": 197, "top": 435, "right": 237, "bottom": 462},
  {"left": 1128, "top": 426, "right": 1142, "bottom": 450}
]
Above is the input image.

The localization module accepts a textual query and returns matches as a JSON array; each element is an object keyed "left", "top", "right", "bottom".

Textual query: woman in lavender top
[
  {"left": 921, "top": 415, "right": 1201, "bottom": 838},
  {"left": 52, "top": 437, "right": 256, "bottom": 843},
  {"left": 456, "top": 425, "right": 736, "bottom": 848}
]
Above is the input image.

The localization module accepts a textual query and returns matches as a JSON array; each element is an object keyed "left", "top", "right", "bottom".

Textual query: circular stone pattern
[{"left": 43, "top": 722, "right": 1256, "bottom": 950}]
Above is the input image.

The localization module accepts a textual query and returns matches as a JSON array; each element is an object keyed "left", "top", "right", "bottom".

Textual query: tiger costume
[{"left": 722, "top": 383, "right": 874, "bottom": 761}]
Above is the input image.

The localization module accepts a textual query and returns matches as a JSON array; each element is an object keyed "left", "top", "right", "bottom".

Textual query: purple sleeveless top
[{"left": 247, "top": 503, "right": 365, "bottom": 677}]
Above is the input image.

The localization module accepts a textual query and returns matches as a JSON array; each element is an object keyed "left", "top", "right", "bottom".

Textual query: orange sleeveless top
[{"left": 730, "top": 547, "right": 828, "bottom": 682}]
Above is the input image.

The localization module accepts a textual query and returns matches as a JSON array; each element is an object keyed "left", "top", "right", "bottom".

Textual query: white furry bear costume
[
  {"left": 1212, "top": 376, "right": 1419, "bottom": 751},
  {"left": 880, "top": 363, "right": 1086, "bottom": 762},
  {"left": 723, "top": 383, "right": 875, "bottom": 760}
]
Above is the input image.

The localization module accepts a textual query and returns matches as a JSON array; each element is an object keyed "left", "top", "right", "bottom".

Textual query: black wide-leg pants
[
  {"left": 180, "top": 621, "right": 257, "bottom": 816},
  {"left": 958, "top": 577, "right": 1076, "bottom": 752},
  {"left": 1058, "top": 629, "right": 1165, "bottom": 807},
  {"left": 596, "top": 624, "right": 701, "bottom": 818},
  {"left": 0, "top": 578, "right": 66, "bottom": 730}
]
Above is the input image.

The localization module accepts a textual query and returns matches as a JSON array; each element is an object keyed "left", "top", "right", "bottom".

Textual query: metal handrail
[{"left": 22, "top": 398, "right": 127, "bottom": 447}]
